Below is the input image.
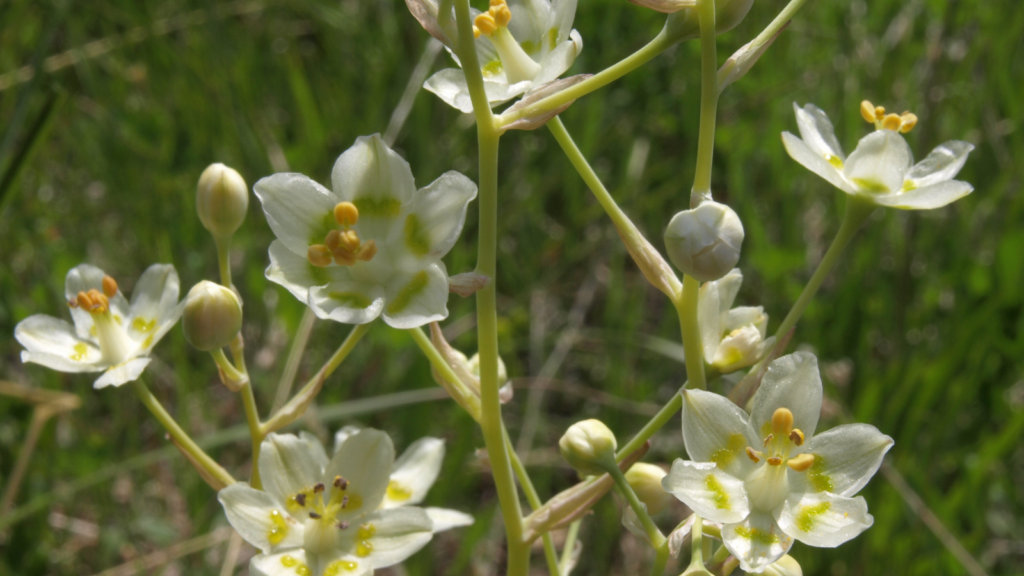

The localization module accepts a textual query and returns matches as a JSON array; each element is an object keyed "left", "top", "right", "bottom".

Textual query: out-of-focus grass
[{"left": 0, "top": 0, "right": 1021, "bottom": 574}]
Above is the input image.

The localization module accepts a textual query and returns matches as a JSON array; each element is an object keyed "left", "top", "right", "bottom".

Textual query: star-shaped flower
[
  {"left": 782, "top": 102, "right": 974, "bottom": 210},
  {"left": 255, "top": 134, "right": 477, "bottom": 329},
  {"left": 661, "top": 352, "right": 893, "bottom": 572},
  {"left": 220, "top": 429, "right": 471, "bottom": 576},
  {"left": 407, "top": 0, "right": 584, "bottom": 113},
  {"left": 15, "top": 264, "right": 184, "bottom": 389},
  {"left": 697, "top": 269, "right": 774, "bottom": 374}
]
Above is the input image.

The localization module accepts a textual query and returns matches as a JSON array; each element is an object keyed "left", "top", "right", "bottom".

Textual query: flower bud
[
  {"left": 559, "top": 419, "right": 618, "bottom": 476},
  {"left": 182, "top": 281, "right": 242, "bottom": 351},
  {"left": 664, "top": 0, "right": 755, "bottom": 41},
  {"left": 197, "top": 163, "right": 249, "bottom": 239},
  {"left": 664, "top": 200, "right": 744, "bottom": 282},
  {"left": 624, "top": 463, "right": 672, "bottom": 514}
]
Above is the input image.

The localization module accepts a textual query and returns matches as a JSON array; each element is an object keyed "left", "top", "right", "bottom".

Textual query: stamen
[
  {"left": 334, "top": 475, "right": 349, "bottom": 490},
  {"left": 882, "top": 113, "right": 902, "bottom": 131},
  {"left": 859, "top": 100, "right": 877, "bottom": 123},
  {"left": 295, "top": 493, "right": 307, "bottom": 507},
  {"left": 333, "top": 202, "right": 359, "bottom": 227},
  {"left": 333, "top": 247, "right": 356, "bottom": 266},
  {"left": 339, "top": 230, "right": 361, "bottom": 252},
  {"left": 313, "top": 483, "right": 325, "bottom": 493},
  {"left": 473, "top": 26, "right": 481, "bottom": 39},
  {"left": 787, "top": 453, "right": 815, "bottom": 472},
  {"left": 491, "top": 3, "right": 511, "bottom": 26},
  {"left": 874, "top": 106, "right": 886, "bottom": 120},
  {"left": 341, "top": 495, "right": 349, "bottom": 509},
  {"left": 788, "top": 429, "right": 805, "bottom": 446},
  {"left": 474, "top": 13, "right": 498, "bottom": 35},
  {"left": 77, "top": 291, "right": 93, "bottom": 310},
  {"left": 308, "top": 245, "right": 333, "bottom": 267},
  {"left": 309, "top": 512, "right": 322, "bottom": 519},
  {"left": 767, "top": 456, "right": 783, "bottom": 466},
  {"left": 355, "top": 240, "right": 377, "bottom": 262},
  {"left": 746, "top": 447, "right": 761, "bottom": 463},
  {"left": 337, "top": 521, "right": 350, "bottom": 530},
  {"left": 102, "top": 275, "right": 118, "bottom": 297},
  {"left": 899, "top": 112, "right": 918, "bottom": 133},
  {"left": 771, "top": 408, "right": 794, "bottom": 435},
  {"left": 763, "top": 434, "right": 774, "bottom": 448}
]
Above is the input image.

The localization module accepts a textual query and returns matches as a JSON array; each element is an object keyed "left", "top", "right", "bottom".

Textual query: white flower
[
  {"left": 696, "top": 269, "right": 774, "bottom": 374},
  {"left": 661, "top": 352, "right": 893, "bottom": 572},
  {"left": 333, "top": 428, "right": 475, "bottom": 532},
  {"left": 782, "top": 102, "right": 974, "bottom": 210},
  {"left": 408, "top": 0, "right": 584, "bottom": 113},
  {"left": 255, "top": 134, "right": 477, "bottom": 329},
  {"left": 220, "top": 429, "right": 471, "bottom": 576},
  {"left": 14, "top": 264, "right": 184, "bottom": 389}
]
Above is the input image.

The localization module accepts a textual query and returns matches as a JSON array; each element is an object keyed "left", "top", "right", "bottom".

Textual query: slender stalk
[
  {"left": 504, "top": 427, "right": 562, "bottom": 576},
  {"left": 559, "top": 519, "right": 582, "bottom": 574},
  {"left": 211, "top": 347, "right": 248, "bottom": 387},
  {"left": 692, "top": 0, "right": 719, "bottom": 206},
  {"left": 749, "top": 0, "right": 811, "bottom": 50},
  {"left": 773, "top": 196, "right": 874, "bottom": 339},
  {"left": 615, "top": 392, "right": 682, "bottom": 462},
  {"left": 677, "top": 276, "right": 707, "bottom": 390},
  {"left": 130, "top": 378, "right": 235, "bottom": 487},
  {"left": 607, "top": 464, "right": 665, "bottom": 549},
  {"left": 406, "top": 326, "right": 480, "bottom": 418},
  {"left": 214, "top": 234, "right": 233, "bottom": 289},
  {"left": 650, "top": 542, "right": 670, "bottom": 576},
  {"left": 497, "top": 29, "right": 675, "bottom": 128},
  {"left": 271, "top": 308, "right": 317, "bottom": 412},
  {"left": 688, "top": 515, "right": 706, "bottom": 570},
  {"left": 238, "top": 382, "right": 263, "bottom": 488}
]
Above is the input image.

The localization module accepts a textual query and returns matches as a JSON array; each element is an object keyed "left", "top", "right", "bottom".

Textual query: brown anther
[
  {"left": 332, "top": 247, "right": 357, "bottom": 266},
  {"left": 334, "top": 201, "right": 359, "bottom": 227},
  {"left": 763, "top": 434, "right": 774, "bottom": 447},
  {"left": 746, "top": 447, "right": 761, "bottom": 463},
  {"left": 874, "top": 105, "right": 886, "bottom": 119},
  {"left": 337, "top": 521, "right": 350, "bottom": 530},
  {"left": 771, "top": 407, "right": 794, "bottom": 435},
  {"left": 334, "top": 476, "right": 349, "bottom": 490},
  {"left": 491, "top": 4, "right": 511, "bottom": 26},
  {"left": 474, "top": 13, "right": 497, "bottom": 35},
  {"left": 308, "top": 244, "right": 333, "bottom": 267},
  {"left": 295, "top": 493, "right": 307, "bottom": 507},
  {"left": 789, "top": 429, "right": 805, "bottom": 446},
  {"left": 786, "top": 453, "right": 815, "bottom": 472},
  {"left": 899, "top": 112, "right": 918, "bottom": 133},
  {"left": 313, "top": 482, "right": 325, "bottom": 493},
  {"left": 309, "top": 512, "right": 322, "bottom": 519},
  {"left": 102, "top": 275, "right": 118, "bottom": 297},
  {"left": 341, "top": 495, "right": 349, "bottom": 509},
  {"left": 325, "top": 229, "right": 343, "bottom": 251},
  {"left": 860, "top": 100, "right": 877, "bottom": 123},
  {"left": 355, "top": 240, "right": 377, "bottom": 262},
  {"left": 882, "top": 113, "right": 902, "bottom": 131},
  {"left": 767, "top": 456, "right": 783, "bottom": 466},
  {"left": 339, "top": 230, "right": 361, "bottom": 252}
]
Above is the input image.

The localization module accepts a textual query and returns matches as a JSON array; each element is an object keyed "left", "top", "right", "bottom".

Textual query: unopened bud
[
  {"left": 664, "top": 0, "right": 755, "bottom": 42},
  {"left": 197, "top": 163, "right": 249, "bottom": 239},
  {"left": 624, "top": 463, "right": 672, "bottom": 514},
  {"left": 182, "top": 281, "right": 243, "bottom": 351},
  {"left": 664, "top": 200, "right": 744, "bottom": 282},
  {"left": 764, "top": 555, "right": 803, "bottom": 576},
  {"left": 499, "top": 75, "right": 592, "bottom": 132},
  {"left": 717, "top": 22, "right": 789, "bottom": 93},
  {"left": 559, "top": 419, "right": 618, "bottom": 476}
]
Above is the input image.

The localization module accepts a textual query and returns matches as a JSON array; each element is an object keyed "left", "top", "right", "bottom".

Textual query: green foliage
[{"left": 0, "top": 0, "right": 1021, "bottom": 574}]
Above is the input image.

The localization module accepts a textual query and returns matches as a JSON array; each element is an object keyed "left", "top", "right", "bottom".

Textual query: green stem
[
  {"left": 689, "top": 515, "right": 706, "bottom": 569},
  {"left": 130, "top": 378, "right": 235, "bottom": 487},
  {"left": 677, "top": 275, "right": 707, "bottom": 390},
  {"left": 773, "top": 196, "right": 874, "bottom": 340},
  {"left": 214, "top": 234, "right": 233, "bottom": 289},
  {"left": 607, "top": 463, "right": 665, "bottom": 549},
  {"left": 504, "top": 426, "right": 561, "bottom": 576},
  {"left": 239, "top": 381, "right": 263, "bottom": 489},
  {"left": 559, "top": 519, "right": 582, "bottom": 574},
  {"left": 615, "top": 392, "right": 683, "bottom": 462},
  {"left": 749, "top": 0, "right": 811, "bottom": 50},
  {"left": 272, "top": 308, "right": 317, "bottom": 412},
  {"left": 211, "top": 347, "right": 248, "bottom": 387},
  {"left": 650, "top": 542, "right": 670, "bottom": 576},
  {"left": 692, "top": 0, "right": 719, "bottom": 206},
  {"left": 497, "top": 29, "right": 675, "bottom": 129}
]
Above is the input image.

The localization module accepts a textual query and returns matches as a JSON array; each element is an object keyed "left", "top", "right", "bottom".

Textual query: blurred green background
[{"left": 0, "top": 0, "right": 1021, "bottom": 574}]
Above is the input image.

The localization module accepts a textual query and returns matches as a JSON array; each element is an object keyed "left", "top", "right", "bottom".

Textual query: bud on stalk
[
  {"left": 197, "top": 163, "right": 249, "bottom": 239},
  {"left": 664, "top": 200, "right": 744, "bottom": 282},
  {"left": 182, "top": 281, "right": 243, "bottom": 352}
]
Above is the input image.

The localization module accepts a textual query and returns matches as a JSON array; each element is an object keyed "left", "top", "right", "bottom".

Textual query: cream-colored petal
[
  {"left": 843, "top": 130, "right": 913, "bottom": 196},
  {"left": 790, "top": 424, "right": 892, "bottom": 497},
  {"left": 255, "top": 173, "right": 340, "bottom": 257},
  {"left": 506, "top": 0, "right": 552, "bottom": 58},
  {"left": 259, "top": 433, "right": 326, "bottom": 508},
  {"left": 15, "top": 314, "right": 104, "bottom": 371},
  {"left": 325, "top": 429, "right": 395, "bottom": 522},
  {"left": 423, "top": 68, "right": 531, "bottom": 113},
  {"left": 775, "top": 491, "right": 873, "bottom": 548},
  {"left": 298, "top": 431, "right": 331, "bottom": 475},
  {"left": 308, "top": 280, "right": 386, "bottom": 326},
  {"left": 384, "top": 437, "right": 445, "bottom": 508},
  {"left": 93, "top": 357, "right": 151, "bottom": 389},
  {"left": 424, "top": 507, "right": 474, "bottom": 532},
  {"left": 714, "top": 268, "right": 743, "bottom": 314},
  {"left": 128, "top": 264, "right": 181, "bottom": 341},
  {"left": 680, "top": 389, "right": 759, "bottom": 479},
  {"left": 331, "top": 135, "right": 416, "bottom": 241},
  {"left": 793, "top": 103, "right": 845, "bottom": 162},
  {"left": 381, "top": 262, "right": 450, "bottom": 329},
  {"left": 662, "top": 460, "right": 750, "bottom": 524},
  {"left": 749, "top": 352, "right": 822, "bottom": 442},
  {"left": 219, "top": 482, "right": 304, "bottom": 554},
  {"left": 267, "top": 240, "right": 352, "bottom": 305},
  {"left": 781, "top": 132, "right": 854, "bottom": 194},
  {"left": 333, "top": 426, "right": 363, "bottom": 454},
  {"left": 533, "top": 32, "right": 583, "bottom": 85},
  {"left": 873, "top": 180, "right": 973, "bottom": 210},
  {"left": 906, "top": 140, "right": 973, "bottom": 188},
  {"left": 337, "top": 508, "right": 433, "bottom": 569},
  {"left": 387, "top": 172, "right": 477, "bottom": 260},
  {"left": 697, "top": 280, "right": 723, "bottom": 363},
  {"left": 721, "top": 512, "right": 794, "bottom": 573}
]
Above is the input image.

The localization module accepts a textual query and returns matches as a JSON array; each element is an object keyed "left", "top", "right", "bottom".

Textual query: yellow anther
[
  {"left": 491, "top": 4, "right": 511, "bottom": 26},
  {"left": 77, "top": 289, "right": 109, "bottom": 313},
  {"left": 767, "top": 456, "right": 783, "bottom": 466},
  {"left": 332, "top": 247, "right": 356, "bottom": 266},
  {"left": 745, "top": 447, "right": 761, "bottom": 463},
  {"left": 308, "top": 244, "right": 333, "bottom": 267},
  {"left": 355, "top": 240, "right": 377, "bottom": 262},
  {"left": 325, "top": 229, "right": 343, "bottom": 251},
  {"left": 789, "top": 429, "right": 805, "bottom": 446},
  {"left": 882, "top": 113, "right": 902, "bottom": 131},
  {"left": 489, "top": 0, "right": 505, "bottom": 6},
  {"left": 474, "top": 13, "right": 498, "bottom": 35},
  {"left": 76, "top": 291, "right": 93, "bottom": 310},
  {"left": 473, "top": 25, "right": 481, "bottom": 39},
  {"left": 899, "top": 112, "right": 918, "bottom": 133},
  {"left": 334, "top": 201, "right": 359, "bottom": 227},
  {"left": 859, "top": 100, "right": 877, "bottom": 123},
  {"left": 874, "top": 106, "right": 886, "bottom": 119},
  {"left": 786, "top": 453, "right": 815, "bottom": 472},
  {"left": 771, "top": 407, "right": 794, "bottom": 435},
  {"left": 339, "top": 230, "right": 361, "bottom": 252},
  {"left": 102, "top": 275, "right": 118, "bottom": 297}
]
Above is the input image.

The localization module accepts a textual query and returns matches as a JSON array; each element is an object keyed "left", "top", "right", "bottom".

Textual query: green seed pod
[{"left": 182, "top": 281, "right": 242, "bottom": 351}]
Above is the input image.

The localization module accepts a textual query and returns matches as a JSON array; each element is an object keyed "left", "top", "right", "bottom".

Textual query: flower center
[
  {"left": 860, "top": 99, "right": 917, "bottom": 134},
  {"left": 308, "top": 202, "right": 378, "bottom": 268},
  {"left": 68, "top": 276, "right": 136, "bottom": 365},
  {"left": 473, "top": 0, "right": 541, "bottom": 84},
  {"left": 287, "top": 476, "right": 365, "bottom": 554},
  {"left": 742, "top": 407, "right": 815, "bottom": 511}
]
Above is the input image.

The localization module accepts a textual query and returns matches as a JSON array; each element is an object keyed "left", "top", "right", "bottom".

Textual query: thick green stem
[
  {"left": 504, "top": 427, "right": 561, "bottom": 576},
  {"left": 130, "top": 378, "right": 235, "bottom": 487},
  {"left": 677, "top": 275, "right": 707, "bottom": 390},
  {"left": 650, "top": 542, "right": 670, "bottom": 576},
  {"left": 773, "top": 196, "right": 874, "bottom": 339},
  {"left": 750, "top": 0, "right": 811, "bottom": 49},
  {"left": 615, "top": 392, "right": 682, "bottom": 462},
  {"left": 211, "top": 347, "right": 248, "bottom": 388},
  {"left": 239, "top": 381, "right": 263, "bottom": 489},
  {"left": 692, "top": 0, "right": 719, "bottom": 206},
  {"left": 689, "top": 515, "right": 706, "bottom": 569}
]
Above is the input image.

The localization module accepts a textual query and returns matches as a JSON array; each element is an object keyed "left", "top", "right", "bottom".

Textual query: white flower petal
[
  {"left": 697, "top": 279, "right": 723, "bottom": 362},
  {"left": 141, "top": 300, "right": 185, "bottom": 354},
  {"left": 65, "top": 264, "right": 130, "bottom": 339},
  {"left": 267, "top": 240, "right": 352, "bottom": 304},
  {"left": 298, "top": 431, "right": 331, "bottom": 475},
  {"left": 906, "top": 140, "right": 973, "bottom": 188},
  {"left": 781, "top": 132, "right": 854, "bottom": 194},
  {"left": 255, "top": 173, "right": 340, "bottom": 257},
  {"left": 249, "top": 550, "right": 323, "bottom": 576},
  {"left": 15, "top": 315, "right": 104, "bottom": 371},
  {"left": 128, "top": 264, "right": 181, "bottom": 338},
  {"left": 533, "top": 31, "right": 583, "bottom": 86},
  {"left": 331, "top": 135, "right": 416, "bottom": 240},
  {"left": 794, "top": 103, "right": 845, "bottom": 162},
  {"left": 749, "top": 352, "right": 822, "bottom": 441},
  {"left": 259, "top": 433, "right": 327, "bottom": 507},
  {"left": 333, "top": 426, "right": 363, "bottom": 454},
  {"left": 326, "top": 429, "right": 395, "bottom": 521},
  {"left": 308, "top": 551, "right": 373, "bottom": 576},
  {"left": 308, "top": 280, "right": 386, "bottom": 325},
  {"left": 424, "top": 507, "right": 474, "bottom": 533},
  {"left": 387, "top": 172, "right": 477, "bottom": 261},
  {"left": 506, "top": 0, "right": 552, "bottom": 59},
  {"left": 424, "top": 68, "right": 530, "bottom": 113},
  {"left": 381, "top": 262, "right": 450, "bottom": 329},
  {"left": 385, "top": 437, "right": 445, "bottom": 508},
  {"left": 93, "top": 357, "right": 151, "bottom": 389},
  {"left": 775, "top": 491, "right": 873, "bottom": 548},
  {"left": 712, "top": 325, "right": 764, "bottom": 373},
  {"left": 725, "top": 306, "right": 763, "bottom": 332},
  {"left": 843, "top": 130, "right": 913, "bottom": 195},
  {"left": 622, "top": 502, "right": 653, "bottom": 547},
  {"left": 339, "top": 508, "right": 433, "bottom": 568},
  {"left": 552, "top": 0, "right": 579, "bottom": 48},
  {"left": 714, "top": 268, "right": 743, "bottom": 315},
  {"left": 872, "top": 180, "right": 973, "bottom": 210},
  {"left": 662, "top": 460, "right": 750, "bottom": 524},
  {"left": 792, "top": 424, "right": 893, "bottom": 497},
  {"left": 219, "top": 482, "right": 304, "bottom": 554},
  {"left": 404, "top": 0, "right": 459, "bottom": 48},
  {"left": 680, "top": 389, "right": 759, "bottom": 479},
  {"left": 721, "top": 511, "right": 794, "bottom": 573}
]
